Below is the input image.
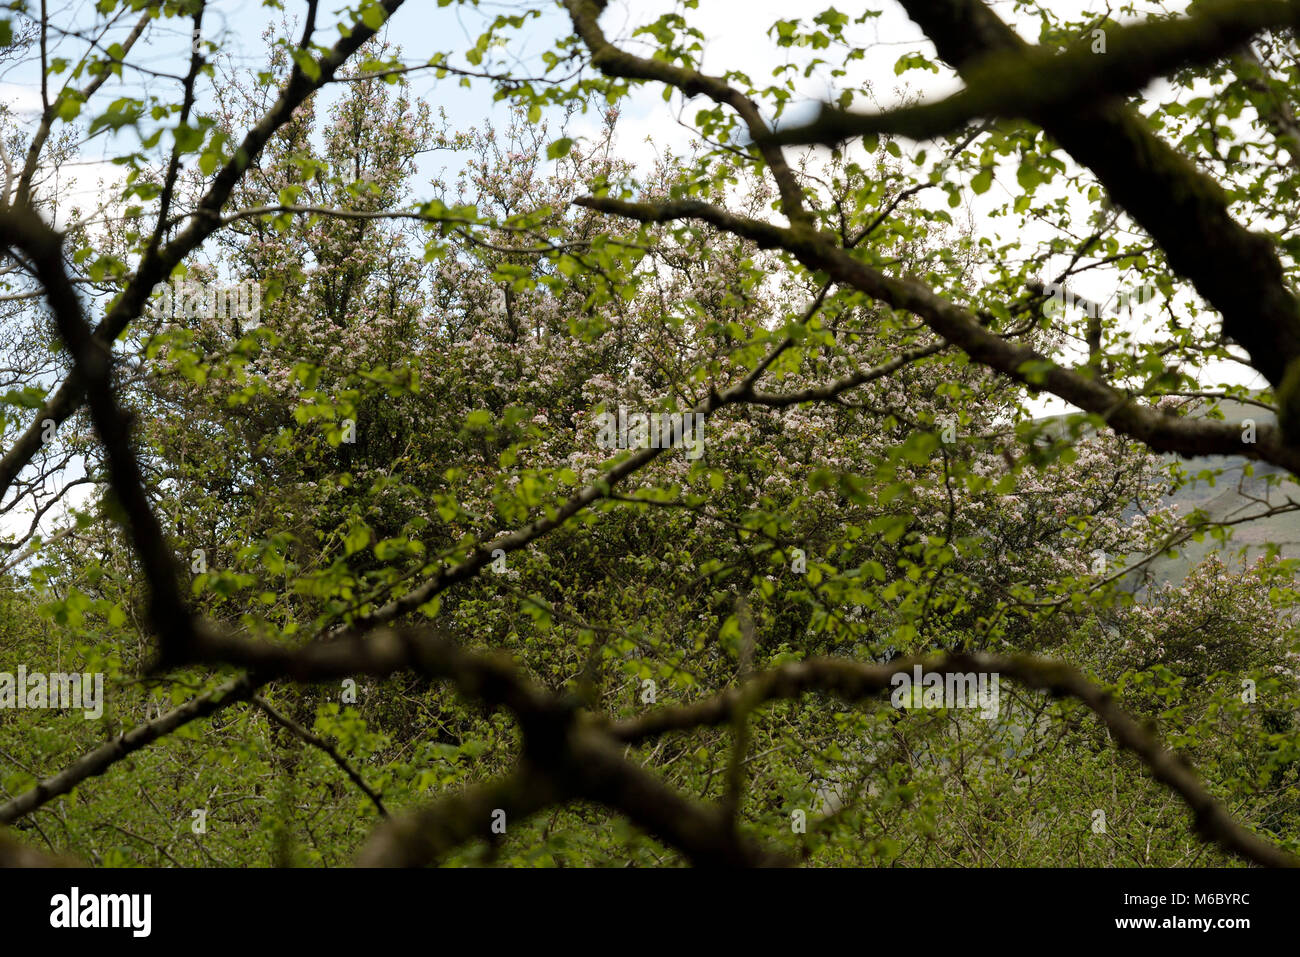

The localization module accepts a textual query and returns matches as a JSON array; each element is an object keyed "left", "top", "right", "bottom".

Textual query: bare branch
[{"left": 252, "top": 695, "right": 387, "bottom": 817}]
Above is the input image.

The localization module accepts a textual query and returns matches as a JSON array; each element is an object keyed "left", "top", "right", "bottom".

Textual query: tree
[{"left": 1, "top": 0, "right": 1299, "bottom": 868}]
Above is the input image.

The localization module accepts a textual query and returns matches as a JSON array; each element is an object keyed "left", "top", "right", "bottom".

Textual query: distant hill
[{"left": 1040, "top": 398, "right": 1299, "bottom": 587}]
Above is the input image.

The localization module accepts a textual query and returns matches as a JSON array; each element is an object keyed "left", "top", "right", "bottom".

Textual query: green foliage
[{"left": 2, "top": 0, "right": 1300, "bottom": 869}]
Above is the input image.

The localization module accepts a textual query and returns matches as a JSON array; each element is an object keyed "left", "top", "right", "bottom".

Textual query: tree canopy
[{"left": 1, "top": 0, "right": 1300, "bottom": 868}]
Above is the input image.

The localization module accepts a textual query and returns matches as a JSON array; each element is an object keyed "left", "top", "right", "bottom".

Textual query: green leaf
[
  {"left": 1016, "top": 159, "right": 1040, "bottom": 190},
  {"left": 344, "top": 521, "right": 371, "bottom": 556},
  {"left": 173, "top": 122, "right": 204, "bottom": 154},
  {"left": 56, "top": 94, "right": 82, "bottom": 122},
  {"left": 292, "top": 49, "right": 322, "bottom": 83},
  {"left": 546, "top": 137, "right": 574, "bottom": 160},
  {"left": 360, "top": 2, "right": 389, "bottom": 29}
]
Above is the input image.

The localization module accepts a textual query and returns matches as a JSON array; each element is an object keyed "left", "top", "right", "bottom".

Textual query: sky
[{"left": 0, "top": 0, "right": 1267, "bottom": 543}]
